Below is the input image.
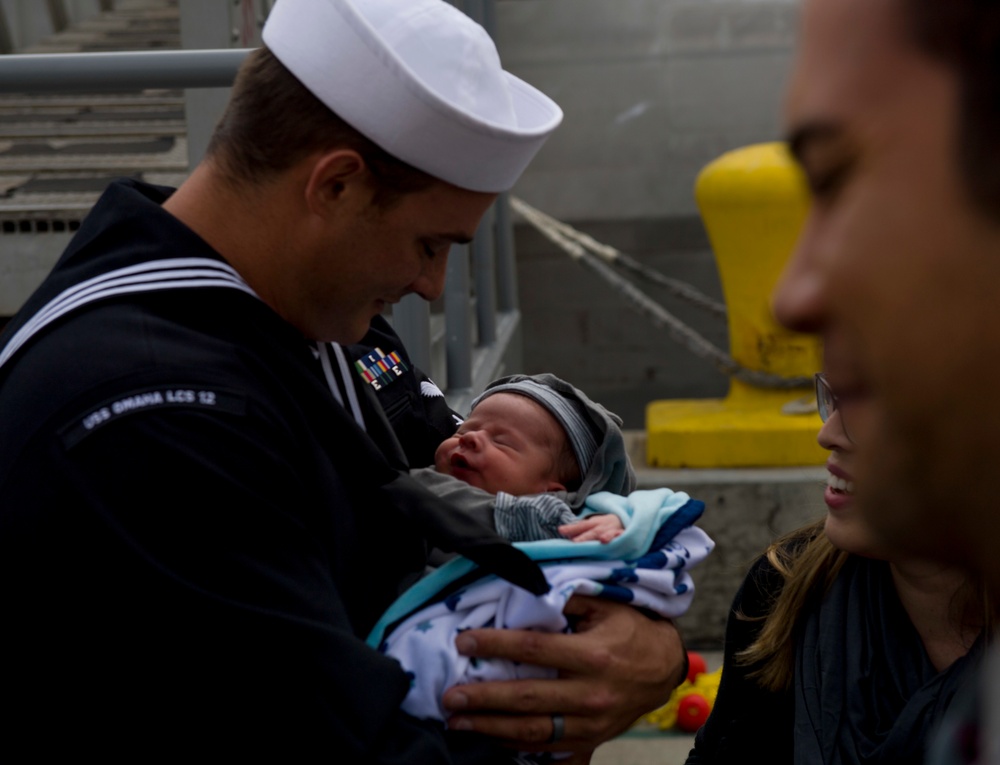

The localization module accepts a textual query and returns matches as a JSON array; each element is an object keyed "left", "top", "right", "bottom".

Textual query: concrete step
[{"left": 0, "top": 0, "right": 184, "bottom": 225}]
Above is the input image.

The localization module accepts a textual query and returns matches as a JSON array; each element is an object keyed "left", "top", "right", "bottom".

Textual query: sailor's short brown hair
[{"left": 206, "top": 46, "right": 436, "bottom": 207}]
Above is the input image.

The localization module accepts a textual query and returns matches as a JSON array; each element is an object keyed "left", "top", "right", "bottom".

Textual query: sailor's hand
[{"left": 442, "top": 595, "right": 684, "bottom": 754}]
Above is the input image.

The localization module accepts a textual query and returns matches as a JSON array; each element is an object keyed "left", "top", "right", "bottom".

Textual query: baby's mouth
[{"left": 450, "top": 453, "right": 471, "bottom": 470}]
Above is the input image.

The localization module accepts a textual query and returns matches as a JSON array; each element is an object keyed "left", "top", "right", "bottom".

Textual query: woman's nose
[{"left": 817, "top": 409, "right": 852, "bottom": 452}]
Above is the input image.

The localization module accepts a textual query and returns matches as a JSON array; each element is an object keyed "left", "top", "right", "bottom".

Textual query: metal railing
[
  {"left": 0, "top": 23, "right": 522, "bottom": 412},
  {"left": 0, "top": 48, "right": 248, "bottom": 91}
]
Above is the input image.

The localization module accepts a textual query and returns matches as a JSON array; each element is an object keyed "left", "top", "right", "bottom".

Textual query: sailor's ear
[{"left": 303, "top": 149, "right": 370, "bottom": 217}]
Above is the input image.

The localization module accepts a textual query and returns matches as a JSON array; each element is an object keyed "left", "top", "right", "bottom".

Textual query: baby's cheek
[{"left": 433, "top": 441, "right": 455, "bottom": 473}]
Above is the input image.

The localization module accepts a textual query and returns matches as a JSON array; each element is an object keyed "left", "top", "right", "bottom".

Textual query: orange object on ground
[
  {"left": 675, "top": 693, "right": 711, "bottom": 732},
  {"left": 686, "top": 651, "right": 707, "bottom": 683}
]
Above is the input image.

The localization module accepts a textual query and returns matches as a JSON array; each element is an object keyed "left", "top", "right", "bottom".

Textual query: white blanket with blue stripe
[{"left": 367, "top": 487, "right": 714, "bottom": 722}]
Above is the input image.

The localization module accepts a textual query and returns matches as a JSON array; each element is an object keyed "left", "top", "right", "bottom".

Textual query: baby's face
[{"left": 434, "top": 393, "right": 568, "bottom": 496}]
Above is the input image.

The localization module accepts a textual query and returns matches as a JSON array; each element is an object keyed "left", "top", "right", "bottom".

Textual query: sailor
[{"left": 0, "top": 0, "right": 685, "bottom": 759}]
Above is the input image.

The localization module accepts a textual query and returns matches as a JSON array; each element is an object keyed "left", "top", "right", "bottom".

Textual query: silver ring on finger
[{"left": 549, "top": 714, "right": 565, "bottom": 744}]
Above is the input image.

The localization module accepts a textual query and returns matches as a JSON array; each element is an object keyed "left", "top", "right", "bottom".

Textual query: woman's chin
[{"left": 824, "top": 511, "right": 883, "bottom": 558}]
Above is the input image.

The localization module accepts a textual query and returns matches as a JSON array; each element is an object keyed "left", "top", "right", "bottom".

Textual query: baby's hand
[{"left": 558, "top": 514, "right": 624, "bottom": 544}]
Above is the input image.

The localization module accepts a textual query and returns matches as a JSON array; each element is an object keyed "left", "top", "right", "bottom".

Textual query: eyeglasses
[{"left": 814, "top": 372, "right": 854, "bottom": 443}]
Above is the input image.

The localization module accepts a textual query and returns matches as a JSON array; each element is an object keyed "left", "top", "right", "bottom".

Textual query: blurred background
[
  {"left": 499, "top": 0, "right": 799, "bottom": 426},
  {"left": 0, "top": 5, "right": 814, "bottom": 759},
  {"left": 0, "top": 0, "right": 801, "bottom": 426}
]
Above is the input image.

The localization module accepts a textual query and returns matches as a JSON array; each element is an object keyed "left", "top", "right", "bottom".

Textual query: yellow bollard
[{"left": 646, "top": 143, "right": 826, "bottom": 467}]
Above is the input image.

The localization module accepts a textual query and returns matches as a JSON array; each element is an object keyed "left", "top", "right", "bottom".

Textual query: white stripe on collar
[
  {"left": 0, "top": 256, "right": 369, "bottom": 433},
  {"left": 0, "top": 258, "right": 257, "bottom": 370},
  {"left": 316, "top": 341, "right": 366, "bottom": 431}
]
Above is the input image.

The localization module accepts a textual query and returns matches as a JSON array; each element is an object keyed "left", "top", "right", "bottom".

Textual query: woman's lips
[{"left": 824, "top": 463, "right": 855, "bottom": 510}]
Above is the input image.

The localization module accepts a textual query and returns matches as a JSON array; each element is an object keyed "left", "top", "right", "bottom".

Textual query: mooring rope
[{"left": 511, "top": 196, "right": 811, "bottom": 390}]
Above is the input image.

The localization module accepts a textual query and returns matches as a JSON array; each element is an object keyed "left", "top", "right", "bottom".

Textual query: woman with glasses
[{"left": 685, "top": 374, "right": 992, "bottom": 765}]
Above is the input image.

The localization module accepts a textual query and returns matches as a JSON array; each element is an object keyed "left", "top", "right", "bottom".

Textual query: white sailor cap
[{"left": 262, "top": 0, "right": 563, "bottom": 193}]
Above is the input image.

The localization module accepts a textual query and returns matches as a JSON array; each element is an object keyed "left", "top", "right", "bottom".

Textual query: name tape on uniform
[{"left": 60, "top": 386, "right": 246, "bottom": 449}]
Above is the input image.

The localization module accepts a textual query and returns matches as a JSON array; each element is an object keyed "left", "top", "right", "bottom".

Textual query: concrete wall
[
  {"left": 496, "top": 0, "right": 802, "bottom": 424},
  {"left": 515, "top": 216, "right": 730, "bottom": 428},
  {"left": 499, "top": 0, "right": 800, "bottom": 221}
]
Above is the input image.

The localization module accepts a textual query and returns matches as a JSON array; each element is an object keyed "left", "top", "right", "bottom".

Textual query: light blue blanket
[{"left": 366, "top": 488, "right": 714, "bottom": 722}]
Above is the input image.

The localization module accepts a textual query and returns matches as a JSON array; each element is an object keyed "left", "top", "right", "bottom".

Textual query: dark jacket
[
  {"left": 684, "top": 552, "right": 794, "bottom": 764},
  {"left": 0, "top": 179, "right": 492, "bottom": 760}
]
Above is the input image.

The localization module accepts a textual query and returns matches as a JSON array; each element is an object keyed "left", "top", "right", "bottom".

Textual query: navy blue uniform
[{"left": 0, "top": 180, "right": 538, "bottom": 760}]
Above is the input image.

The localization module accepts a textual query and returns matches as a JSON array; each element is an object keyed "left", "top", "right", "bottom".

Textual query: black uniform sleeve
[
  {"left": 2, "top": 400, "right": 452, "bottom": 761},
  {"left": 684, "top": 555, "right": 795, "bottom": 765}
]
